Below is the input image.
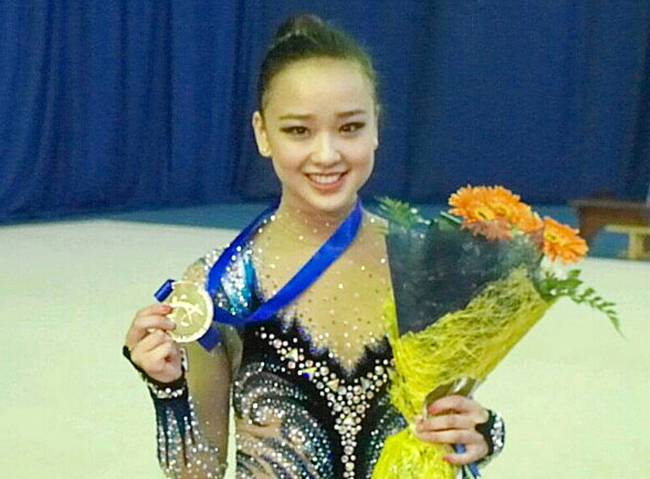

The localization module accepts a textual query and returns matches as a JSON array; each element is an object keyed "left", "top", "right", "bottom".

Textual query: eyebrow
[{"left": 278, "top": 109, "right": 368, "bottom": 121}]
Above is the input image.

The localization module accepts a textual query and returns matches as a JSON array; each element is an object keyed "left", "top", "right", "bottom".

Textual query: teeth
[{"left": 309, "top": 173, "right": 343, "bottom": 185}]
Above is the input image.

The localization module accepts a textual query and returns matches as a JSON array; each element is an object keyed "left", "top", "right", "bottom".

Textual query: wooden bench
[
  {"left": 604, "top": 224, "right": 650, "bottom": 259},
  {"left": 571, "top": 198, "right": 650, "bottom": 245}
]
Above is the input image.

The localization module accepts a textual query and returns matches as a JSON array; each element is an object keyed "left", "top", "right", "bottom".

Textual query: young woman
[{"left": 124, "top": 15, "right": 504, "bottom": 479}]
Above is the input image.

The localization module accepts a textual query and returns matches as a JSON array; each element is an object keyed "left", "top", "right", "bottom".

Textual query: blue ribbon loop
[{"left": 154, "top": 279, "right": 174, "bottom": 302}]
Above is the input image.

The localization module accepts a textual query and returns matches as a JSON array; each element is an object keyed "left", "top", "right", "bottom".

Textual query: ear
[
  {"left": 372, "top": 104, "right": 381, "bottom": 150},
  {"left": 252, "top": 111, "right": 271, "bottom": 158}
]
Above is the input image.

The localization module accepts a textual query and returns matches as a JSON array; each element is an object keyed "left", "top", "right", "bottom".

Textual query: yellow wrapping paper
[{"left": 372, "top": 267, "right": 553, "bottom": 478}]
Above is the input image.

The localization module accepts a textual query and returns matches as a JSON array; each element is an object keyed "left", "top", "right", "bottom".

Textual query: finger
[
  {"left": 135, "top": 303, "right": 173, "bottom": 319},
  {"left": 146, "top": 342, "right": 181, "bottom": 374},
  {"left": 149, "top": 341, "right": 177, "bottom": 363},
  {"left": 444, "top": 444, "right": 488, "bottom": 466},
  {"left": 129, "top": 330, "right": 174, "bottom": 368},
  {"left": 415, "top": 428, "right": 480, "bottom": 446},
  {"left": 428, "top": 395, "right": 475, "bottom": 415},
  {"left": 125, "top": 311, "right": 175, "bottom": 348},
  {"left": 133, "top": 329, "right": 174, "bottom": 355},
  {"left": 133, "top": 313, "right": 176, "bottom": 335},
  {"left": 428, "top": 396, "right": 489, "bottom": 425},
  {"left": 417, "top": 414, "right": 474, "bottom": 432}
]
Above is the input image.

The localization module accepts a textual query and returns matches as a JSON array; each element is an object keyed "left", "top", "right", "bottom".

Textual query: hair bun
[
  {"left": 258, "top": 13, "right": 378, "bottom": 110},
  {"left": 274, "top": 14, "right": 324, "bottom": 42}
]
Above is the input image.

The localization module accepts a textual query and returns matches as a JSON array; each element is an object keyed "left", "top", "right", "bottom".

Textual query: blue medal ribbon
[
  {"left": 455, "top": 444, "right": 480, "bottom": 478},
  {"left": 155, "top": 199, "right": 363, "bottom": 351}
]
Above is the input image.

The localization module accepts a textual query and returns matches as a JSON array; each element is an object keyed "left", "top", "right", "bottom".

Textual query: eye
[
  {"left": 340, "top": 122, "right": 366, "bottom": 134},
  {"left": 281, "top": 126, "right": 309, "bottom": 137}
]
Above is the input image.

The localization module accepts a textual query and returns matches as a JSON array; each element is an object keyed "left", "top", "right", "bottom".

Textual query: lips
[{"left": 305, "top": 171, "right": 348, "bottom": 189}]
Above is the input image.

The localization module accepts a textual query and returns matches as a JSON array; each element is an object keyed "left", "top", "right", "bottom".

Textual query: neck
[{"left": 273, "top": 197, "right": 358, "bottom": 243}]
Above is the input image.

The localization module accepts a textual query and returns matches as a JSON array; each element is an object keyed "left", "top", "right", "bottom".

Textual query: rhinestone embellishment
[{"left": 258, "top": 326, "right": 394, "bottom": 478}]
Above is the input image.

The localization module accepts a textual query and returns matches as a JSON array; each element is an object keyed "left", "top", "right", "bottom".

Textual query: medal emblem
[{"left": 162, "top": 281, "right": 214, "bottom": 343}]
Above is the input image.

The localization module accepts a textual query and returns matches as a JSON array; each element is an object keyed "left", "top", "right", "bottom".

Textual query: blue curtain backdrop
[{"left": 0, "top": 0, "right": 648, "bottom": 221}]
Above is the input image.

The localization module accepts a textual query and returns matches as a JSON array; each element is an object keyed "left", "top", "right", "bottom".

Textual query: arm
[
  {"left": 125, "top": 258, "right": 236, "bottom": 479},
  {"left": 151, "top": 341, "right": 231, "bottom": 479}
]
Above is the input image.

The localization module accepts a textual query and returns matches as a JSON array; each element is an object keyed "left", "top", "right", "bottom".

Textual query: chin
[
  {"left": 283, "top": 185, "right": 360, "bottom": 217},
  {"left": 309, "top": 196, "right": 358, "bottom": 216}
]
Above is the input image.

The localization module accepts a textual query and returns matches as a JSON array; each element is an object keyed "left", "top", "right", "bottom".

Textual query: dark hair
[{"left": 257, "top": 14, "right": 379, "bottom": 111}]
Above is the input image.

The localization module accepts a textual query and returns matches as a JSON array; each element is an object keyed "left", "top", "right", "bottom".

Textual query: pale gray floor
[{"left": 1, "top": 219, "right": 648, "bottom": 479}]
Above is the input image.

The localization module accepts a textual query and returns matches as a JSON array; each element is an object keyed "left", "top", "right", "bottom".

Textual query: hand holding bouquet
[{"left": 372, "top": 186, "right": 618, "bottom": 479}]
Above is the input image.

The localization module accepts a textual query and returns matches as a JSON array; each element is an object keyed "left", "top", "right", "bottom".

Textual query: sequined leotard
[{"left": 151, "top": 210, "right": 408, "bottom": 478}]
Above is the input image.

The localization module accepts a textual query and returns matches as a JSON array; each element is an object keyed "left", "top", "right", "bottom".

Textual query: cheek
[
  {"left": 361, "top": 157, "right": 375, "bottom": 182},
  {"left": 269, "top": 135, "right": 308, "bottom": 163},
  {"left": 269, "top": 151, "right": 305, "bottom": 183},
  {"left": 349, "top": 140, "right": 376, "bottom": 169},
  {"left": 273, "top": 156, "right": 303, "bottom": 175},
  {"left": 268, "top": 142, "right": 302, "bottom": 168}
]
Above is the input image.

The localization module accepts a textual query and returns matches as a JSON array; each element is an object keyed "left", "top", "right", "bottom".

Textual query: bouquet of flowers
[{"left": 372, "top": 186, "right": 618, "bottom": 479}]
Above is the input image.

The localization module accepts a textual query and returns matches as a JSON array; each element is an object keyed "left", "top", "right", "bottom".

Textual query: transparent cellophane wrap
[{"left": 372, "top": 267, "right": 552, "bottom": 478}]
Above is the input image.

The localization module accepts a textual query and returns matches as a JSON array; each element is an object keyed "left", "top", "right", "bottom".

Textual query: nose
[{"left": 311, "top": 133, "right": 341, "bottom": 165}]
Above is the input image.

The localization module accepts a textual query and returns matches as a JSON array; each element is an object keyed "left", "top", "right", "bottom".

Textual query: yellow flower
[{"left": 542, "top": 217, "right": 588, "bottom": 263}]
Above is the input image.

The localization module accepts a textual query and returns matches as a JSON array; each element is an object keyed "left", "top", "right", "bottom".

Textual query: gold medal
[{"left": 162, "top": 281, "right": 214, "bottom": 343}]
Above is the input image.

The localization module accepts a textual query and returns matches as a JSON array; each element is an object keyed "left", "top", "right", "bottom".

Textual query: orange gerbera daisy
[
  {"left": 511, "top": 203, "right": 544, "bottom": 233},
  {"left": 450, "top": 185, "right": 526, "bottom": 225},
  {"left": 541, "top": 217, "right": 588, "bottom": 263},
  {"left": 449, "top": 186, "right": 486, "bottom": 218},
  {"left": 449, "top": 186, "right": 496, "bottom": 222},
  {"left": 483, "top": 186, "right": 522, "bottom": 220},
  {"left": 463, "top": 217, "right": 512, "bottom": 241}
]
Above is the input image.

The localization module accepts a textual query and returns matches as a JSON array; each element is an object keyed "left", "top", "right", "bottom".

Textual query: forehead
[{"left": 264, "top": 58, "right": 374, "bottom": 114}]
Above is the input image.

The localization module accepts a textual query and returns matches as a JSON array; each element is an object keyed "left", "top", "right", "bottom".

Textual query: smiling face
[{"left": 252, "top": 58, "right": 379, "bottom": 217}]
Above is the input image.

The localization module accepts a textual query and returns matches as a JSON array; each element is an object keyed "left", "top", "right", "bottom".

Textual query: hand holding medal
[{"left": 123, "top": 303, "right": 184, "bottom": 384}]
